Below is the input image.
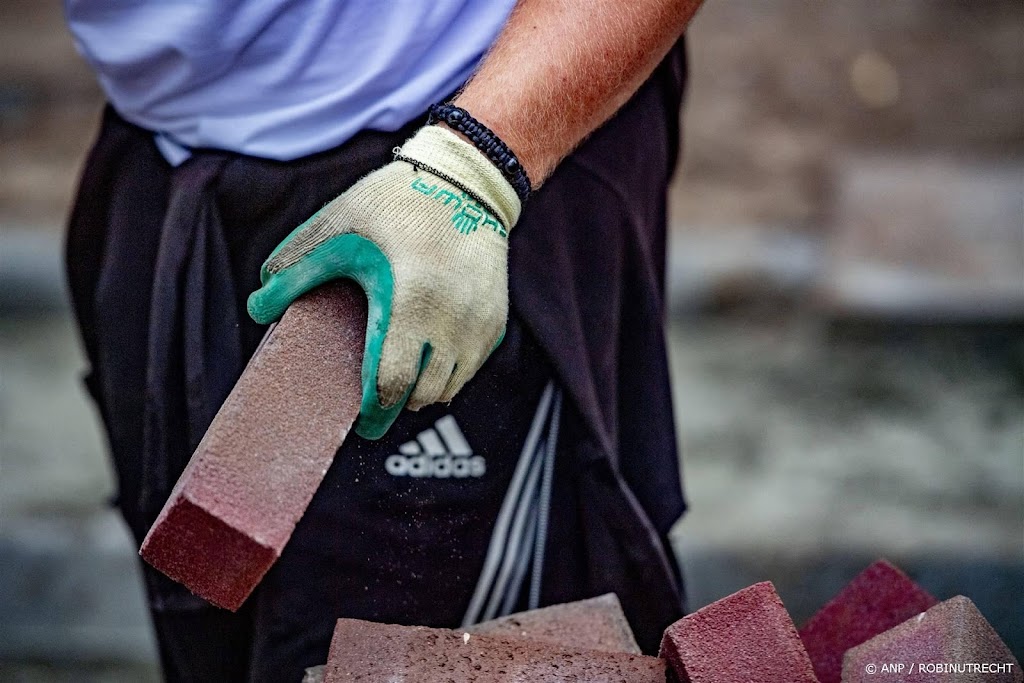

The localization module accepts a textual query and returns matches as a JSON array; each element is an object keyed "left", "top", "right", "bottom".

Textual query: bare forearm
[{"left": 453, "top": 0, "right": 703, "bottom": 185}]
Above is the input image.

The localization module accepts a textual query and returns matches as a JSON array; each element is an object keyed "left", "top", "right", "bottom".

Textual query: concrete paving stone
[
  {"left": 660, "top": 581, "right": 820, "bottom": 683},
  {"left": 140, "top": 282, "right": 366, "bottom": 610},
  {"left": 842, "top": 596, "right": 1022, "bottom": 682},
  {"left": 799, "top": 559, "right": 938, "bottom": 683},
  {"left": 323, "top": 618, "right": 665, "bottom": 682}
]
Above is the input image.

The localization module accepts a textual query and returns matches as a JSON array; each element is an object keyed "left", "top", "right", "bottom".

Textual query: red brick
[
  {"left": 324, "top": 618, "right": 666, "bottom": 682},
  {"left": 140, "top": 282, "right": 365, "bottom": 610},
  {"left": 659, "top": 581, "right": 819, "bottom": 683},
  {"left": 798, "top": 559, "right": 938, "bottom": 683},
  {"left": 304, "top": 595, "right": 640, "bottom": 682},
  {"left": 842, "top": 596, "right": 1022, "bottom": 682},
  {"left": 470, "top": 594, "right": 642, "bottom": 654}
]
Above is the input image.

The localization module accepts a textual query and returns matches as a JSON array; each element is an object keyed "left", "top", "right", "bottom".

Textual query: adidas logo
[{"left": 385, "top": 415, "right": 486, "bottom": 478}]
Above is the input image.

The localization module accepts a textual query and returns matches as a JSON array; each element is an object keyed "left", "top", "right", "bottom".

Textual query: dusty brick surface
[
  {"left": 842, "top": 596, "right": 1022, "bottom": 683},
  {"left": 305, "top": 595, "right": 640, "bottom": 681},
  {"left": 324, "top": 618, "right": 665, "bottom": 682},
  {"left": 469, "top": 594, "right": 642, "bottom": 654},
  {"left": 660, "top": 581, "right": 819, "bottom": 683},
  {"left": 140, "top": 282, "right": 365, "bottom": 610},
  {"left": 799, "top": 559, "right": 938, "bottom": 683}
]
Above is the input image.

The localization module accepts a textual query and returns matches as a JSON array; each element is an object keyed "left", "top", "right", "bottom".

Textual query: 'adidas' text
[
  {"left": 385, "top": 415, "right": 486, "bottom": 479},
  {"left": 385, "top": 454, "right": 486, "bottom": 478}
]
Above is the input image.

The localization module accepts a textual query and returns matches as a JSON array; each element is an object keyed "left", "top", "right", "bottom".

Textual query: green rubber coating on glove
[
  {"left": 247, "top": 234, "right": 428, "bottom": 439},
  {"left": 490, "top": 327, "right": 506, "bottom": 355}
]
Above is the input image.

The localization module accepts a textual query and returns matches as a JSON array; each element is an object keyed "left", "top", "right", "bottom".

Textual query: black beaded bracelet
[{"left": 427, "top": 103, "right": 532, "bottom": 204}]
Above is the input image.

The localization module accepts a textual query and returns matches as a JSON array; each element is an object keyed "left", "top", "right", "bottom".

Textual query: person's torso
[{"left": 65, "top": 0, "right": 516, "bottom": 161}]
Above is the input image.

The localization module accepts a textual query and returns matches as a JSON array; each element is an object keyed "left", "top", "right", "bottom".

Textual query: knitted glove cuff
[{"left": 396, "top": 126, "right": 522, "bottom": 232}]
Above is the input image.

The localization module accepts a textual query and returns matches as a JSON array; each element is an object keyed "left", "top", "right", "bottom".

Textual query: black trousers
[{"left": 67, "top": 43, "right": 688, "bottom": 683}]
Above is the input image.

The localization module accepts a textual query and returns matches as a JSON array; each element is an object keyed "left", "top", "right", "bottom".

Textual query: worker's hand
[{"left": 247, "top": 126, "right": 521, "bottom": 439}]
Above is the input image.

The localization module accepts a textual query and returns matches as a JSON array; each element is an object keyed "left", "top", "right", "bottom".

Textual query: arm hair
[{"left": 453, "top": 0, "right": 704, "bottom": 185}]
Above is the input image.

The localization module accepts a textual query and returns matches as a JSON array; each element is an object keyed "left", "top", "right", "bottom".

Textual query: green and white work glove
[{"left": 247, "top": 126, "right": 522, "bottom": 439}]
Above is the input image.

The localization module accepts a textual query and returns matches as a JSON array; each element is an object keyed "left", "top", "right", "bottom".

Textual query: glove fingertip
[
  {"left": 353, "top": 407, "right": 401, "bottom": 441},
  {"left": 355, "top": 342, "right": 430, "bottom": 440},
  {"left": 354, "top": 382, "right": 406, "bottom": 439},
  {"left": 246, "top": 288, "right": 286, "bottom": 325}
]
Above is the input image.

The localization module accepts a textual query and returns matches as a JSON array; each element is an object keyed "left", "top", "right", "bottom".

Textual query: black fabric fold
[{"left": 140, "top": 156, "right": 241, "bottom": 521}]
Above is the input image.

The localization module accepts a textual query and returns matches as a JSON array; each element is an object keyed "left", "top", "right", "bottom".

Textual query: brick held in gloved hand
[
  {"left": 659, "top": 581, "right": 820, "bottom": 683},
  {"left": 140, "top": 281, "right": 365, "bottom": 611},
  {"left": 798, "top": 559, "right": 938, "bottom": 683},
  {"left": 323, "top": 618, "right": 666, "bottom": 682}
]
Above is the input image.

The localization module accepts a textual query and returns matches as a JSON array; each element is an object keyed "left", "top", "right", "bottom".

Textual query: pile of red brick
[
  {"left": 303, "top": 560, "right": 1020, "bottom": 682},
  {"left": 135, "top": 287, "right": 1019, "bottom": 681}
]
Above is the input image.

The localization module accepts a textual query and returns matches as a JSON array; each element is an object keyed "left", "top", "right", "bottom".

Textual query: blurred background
[{"left": 1, "top": 0, "right": 1021, "bottom": 679}]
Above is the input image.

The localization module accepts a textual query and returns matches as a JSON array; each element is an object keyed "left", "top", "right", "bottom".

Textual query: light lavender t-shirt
[{"left": 65, "top": 0, "right": 516, "bottom": 163}]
